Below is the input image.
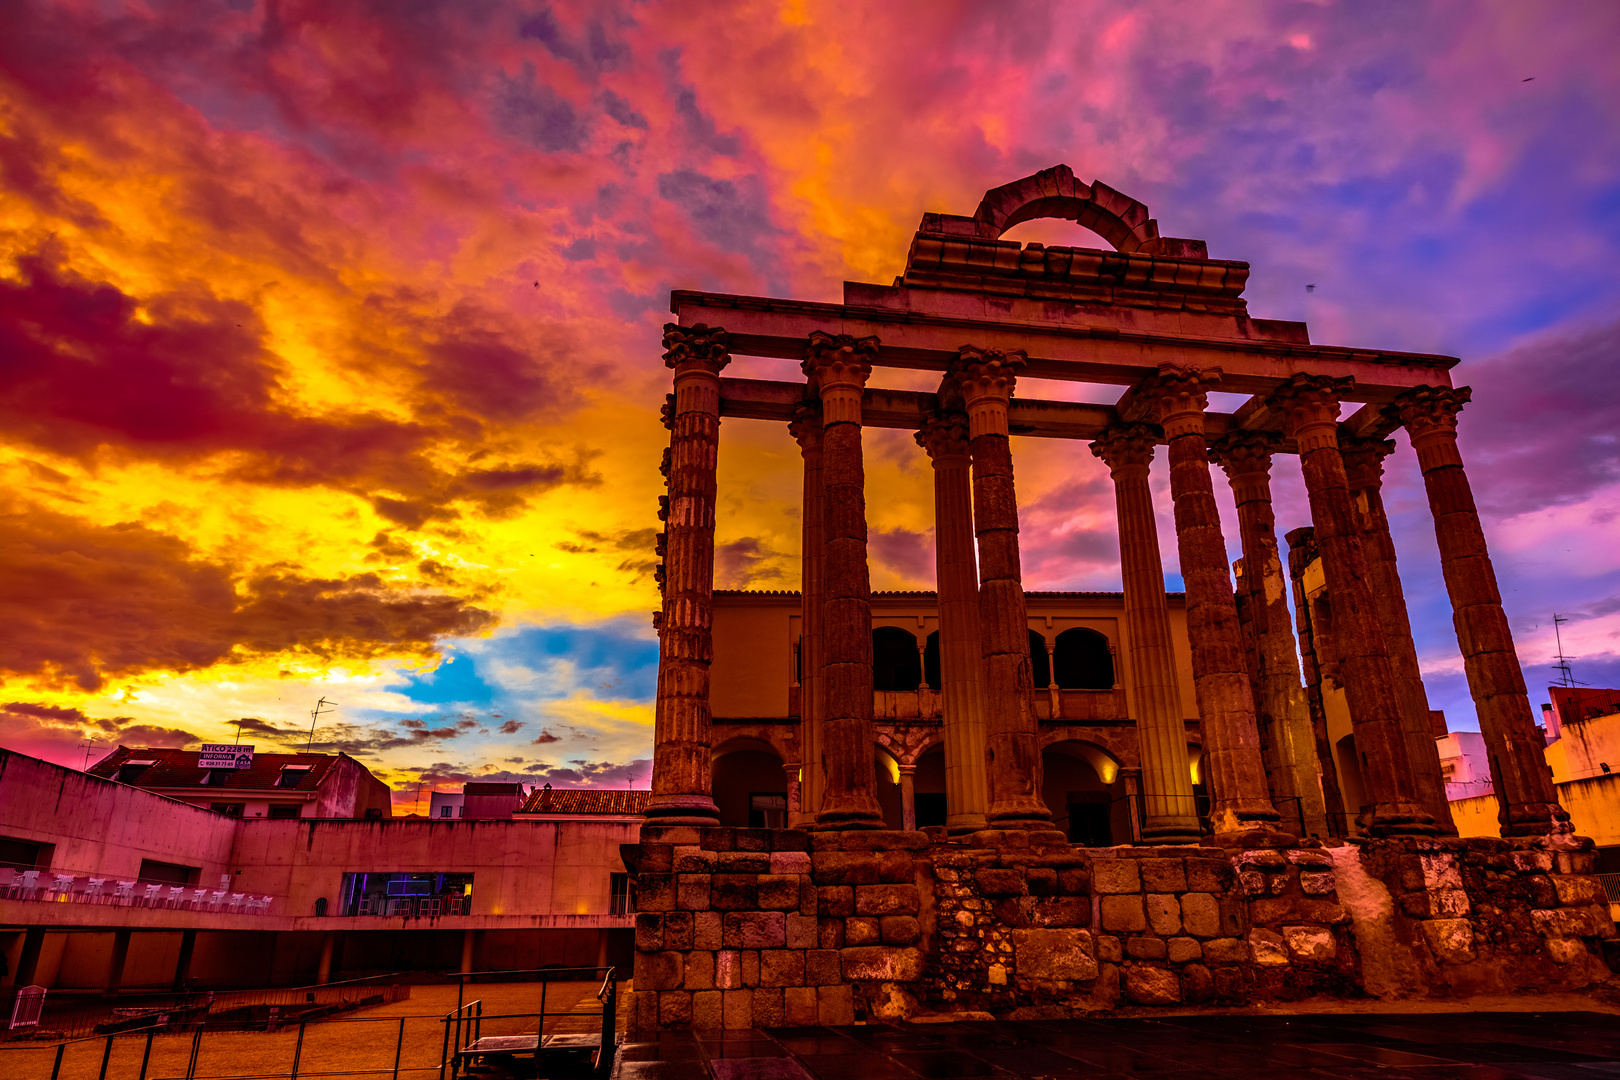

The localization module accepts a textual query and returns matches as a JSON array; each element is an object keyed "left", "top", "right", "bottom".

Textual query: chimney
[{"left": 1542, "top": 702, "right": 1561, "bottom": 743}]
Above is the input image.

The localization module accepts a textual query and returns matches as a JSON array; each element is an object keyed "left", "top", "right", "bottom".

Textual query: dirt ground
[{"left": 0, "top": 980, "right": 617, "bottom": 1080}]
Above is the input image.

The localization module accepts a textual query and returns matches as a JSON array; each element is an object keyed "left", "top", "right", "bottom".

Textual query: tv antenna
[
  {"left": 1551, "top": 613, "right": 1585, "bottom": 688},
  {"left": 80, "top": 736, "right": 102, "bottom": 772},
  {"left": 306, "top": 697, "right": 336, "bottom": 752}
]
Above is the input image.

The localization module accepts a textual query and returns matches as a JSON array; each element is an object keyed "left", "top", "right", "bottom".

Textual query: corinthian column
[
  {"left": 1130, "top": 366, "right": 1287, "bottom": 844},
  {"left": 1089, "top": 423, "right": 1201, "bottom": 843},
  {"left": 916, "top": 412, "right": 989, "bottom": 834},
  {"left": 954, "top": 347, "right": 1052, "bottom": 831},
  {"left": 1340, "top": 436, "right": 1457, "bottom": 835},
  {"left": 790, "top": 404, "right": 826, "bottom": 826},
  {"left": 803, "top": 332, "right": 885, "bottom": 830},
  {"left": 647, "top": 323, "right": 728, "bottom": 823},
  {"left": 1394, "top": 386, "right": 1570, "bottom": 836},
  {"left": 1267, "top": 375, "right": 1434, "bottom": 836},
  {"left": 1210, "top": 433, "right": 1331, "bottom": 839}
]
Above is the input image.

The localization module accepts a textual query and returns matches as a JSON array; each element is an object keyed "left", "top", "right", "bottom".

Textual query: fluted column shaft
[
  {"left": 1341, "top": 437, "right": 1456, "bottom": 834},
  {"left": 1285, "top": 527, "right": 1351, "bottom": 836},
  {"left": 956, "top": 347, "right": 1051, "bottom": 829},
  {"left": 1213, "top": 436, "right": 1330, "bottom": 838},
  {"left": 1269, "top": 376, "right": 1434, "bottom": 836},
  {"left": 1136, "top": 368, "right": 1285, "bottom": 843},
  {"left": 917, "top": 413, "right": 989, "bottom": 834},
  {"left": 790, "top": 407, "right": 826, "bottom": 827},
  {"left": 804, "top": 332, "right": 885, "bottom": 830},
  {"left": 648, "top": 323, "right": 728, "bottom": 823},
  {"left": 1090, "top": 424, "right": 1201, "bottom": 842},
  {"left": 1395, "top": 386, "right": 1570, "bottom": 836}
]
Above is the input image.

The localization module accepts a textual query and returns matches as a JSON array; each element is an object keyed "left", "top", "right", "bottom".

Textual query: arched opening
[
  {"left": 1041, "top": 741, "right": 1123, "bottom": 846},
  {"left": 711, "top": 739, "right": 786, "bottom": 829},
  {"left": 923, "top": 631, "right": 941, "bottom": 691},
  {"left": 1053, "top": 628, "right": 1114, "bottom": 689},
  {"left": 913, "top": 744, "right": 947, "bottom": 829},
  {"left": 873, "top": 627, "right": 921, "bottom": 692},
  {"left": 873, "top": 746, "right": 903, "bottom": 829},
  {"left": 1028, "top": 630, "right": 1051, "bottom": 689}
]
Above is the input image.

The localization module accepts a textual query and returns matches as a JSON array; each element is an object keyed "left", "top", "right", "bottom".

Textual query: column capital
[
  {"left": 1089, "top": 422, "right": 1160, "bottom": 477},
  {"left": 662, "top": 322, "right": 732, "bottom": 375},
  {"left": 1265, "top": 374, "right": 1353, "bottom": 453},
  {"left": 1129, "top": 365, "right": 1220, "bottom": 438},
  {"left": 788, "top": 402, "right": 824, "bottom": 451},
  {"left": 951, "top": 346, "right": 1026, "bottom": 438},
  {"left": 1391, "top": 385, "right": 1471, "bottom": 470},
  {"left": 1208, "top": 431, "right": 1280, "bottom": 505},
  {"left": 915, "top": 411, "right": 971, "bottom": 463},
  {"left": 1340, "top": 435, "right": 1395, "bottom": 492},
  {"left": 802, "top": 332, "right": 878, "bottom": 425}
]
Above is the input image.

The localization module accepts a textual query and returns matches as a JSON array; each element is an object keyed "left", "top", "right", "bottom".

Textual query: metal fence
[{"left": 1598, "top": 873, "right": 1620, "bottom": 904}]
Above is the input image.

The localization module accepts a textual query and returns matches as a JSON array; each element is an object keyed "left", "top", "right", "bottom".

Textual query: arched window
[
  {"left": 1028, "top": 630, "right": 1050, "bottom": 689},
  {"left": 1053, "top": 628, "right": 1114, "bottom": 689},
  {"left": 923, "top": 632, "right": 941, "bottom": 691},
  {"left": 872, "top": 627, "right": 921, "bottom": 691}
]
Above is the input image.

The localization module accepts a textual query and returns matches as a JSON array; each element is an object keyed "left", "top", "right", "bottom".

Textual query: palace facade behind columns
[{"left": 630, "top": 167, "right": 1614, "bottom": 1030}]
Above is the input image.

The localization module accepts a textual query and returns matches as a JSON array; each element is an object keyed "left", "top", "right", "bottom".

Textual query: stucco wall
[{"left": 1454, "top": 773, "right": 1620, "bottom": 850}]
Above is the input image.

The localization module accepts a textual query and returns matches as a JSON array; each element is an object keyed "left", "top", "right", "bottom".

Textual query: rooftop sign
[{"left": 198, "top": 745, "right": 255, "bottom": 770}]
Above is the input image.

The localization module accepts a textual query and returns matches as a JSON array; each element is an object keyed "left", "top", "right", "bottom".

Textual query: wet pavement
[{"left": 615, "top": 1012, "right": 1620, "bottom": 1080}]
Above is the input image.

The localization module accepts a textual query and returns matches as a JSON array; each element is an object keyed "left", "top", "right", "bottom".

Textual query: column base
[
  {"left": 945, "top": 813, "right": 989, "bottom": 836},
  {"left": 1500, "top": 802, "right": 1574, "bottom": 838},
  {"left": 643, "top": 794, "right": 721, "bottom": 825},
  {"left": 1362, "top": 806, "right": 1441, "bottom": 838},
  {"left": 810, "top": 813, "right": 886, "bottom": 831},
  {"left": 1208, "top": 826, "right": 1297, "bottom": 849},
  {"left": 1138, "top": 821, "right": 1204, "bottom": 845}
]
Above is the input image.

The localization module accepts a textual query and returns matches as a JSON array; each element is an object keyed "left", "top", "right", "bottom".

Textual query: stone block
[
  {"left": 664, "top": 911, "right": 694, "bottom": 950},
  {"left": 817, "top": 984, "right": 856, "bottom": 1026},
  {"left": 699, "top": 829, "right": 736, "bottom": 851},
  {"left": 710, "top": 874, "right": 760, "bottom": 910},
  {"left": 1556, "top": 850, "right": 1598, "bottom": 875},
  {"left": 813, "top": 852, "right": 881, "bottom": 885},
  {"left": 1546, "top": 937, "right": 1589, "bottom": 964},
  {"left": 881, "top": 915, "right": 922, "bottom": 945},
  {"left": 805, "top": 949, "right": 841, "bottom": 985},
  {"left": 1012, "top": 928, "right": 1098, "bottom": 981},
  {"left": 1180, "top": 963, "right": 1214, "bottom": 1003},
  {"left": 1027, "top": 868, "right": 1059, "bottom": 895},
  {"left": 818, "top": 918, "right": 844, "bottom": 950},
  {"left": 642, "top": 825, "right": 700, "bottom": 845},
  {"left": 757, "top": 874, "right": 801, "bottom": 911},
  {"left": 1101, "top": 894, "right": 1146, "bottom": 932},
  {"left": 1201, "top": 937, "right": 1250, "bottom": 964},
  {"left": 631, "top": 990, "right": 656, "bottom": 1033},
  {"left": 1299, "top": 871, "right": 1336, "bottom": 895},
  {"left": 1250, "top": 897, "right": 1349, "bottom": 925},
  {"left": 770, "top": 851, "right": 812, "bottom": 875},
  {"left": 1533, "top": 905, "right": 1612, "bottom": 938},
  {"left": 1248, "top": 928, "right": 1289, "bottom": 966},
  {"left": 878, "top": 851, "right": 915, "bottom": 883},
  {"left": 1031, "top": 897, "right": 1091, "bottom": 928},
  {"left": 846, "top": 917, "right": 881, "bottom": 945},
  {"left": 676, "top": 874, "right": 712, "bottom": 911},
  {"left": 1127, "top": 936, "right": 1167, "bottom": 960},
  {"left": 855, "top": 884, "right": 921, "bottom": 916},
  {"left": 975, "top": 868, "right": 1028, "bottom": 897},
  {"left": 784, "top": 986, "right": 819, "bottom": 1027},
  {"left": 714, "top": 950, "right": 742, "bottom": 990},
  {"left": 1125, "top": 967, "right": 1181, "bottom": 1005},
  {"left": 658, "top": 991, "right": 693, "bottom": 1027},
  {"left": 735, "top": 828, "right": 772, "bottom": 852},
  {"left": 721, "top": 989, "right": 753, "bottom": 1030},
  {"left": 674, "top": 847, "right": 716, "bottom": 872},
  {"left": 1286, "top": 849, "right": 1331, "bottom": 868},
  {"left": 1058, "top": 868, "right": 1092, "bottom": 894},
  {"left": 817, "top": 885, "right": 854, "bottom": 917},
  {"left": 1283, "top": 926, "right": 1336, "bottom": 962},
  {"left": 760, "top": 950, "right": 805, "bottom": 987},
  {"left": 684, "top": 950, "right": 715, "bottom": 990},
  {"left": 992, "top": 898, "right": 1029, "bottom": 928},
  {"left": 637, "top": 951, "right": 683, "bottom": 991},
  {"left": 638, "top": 844, "right": 674, "bottom": 873},
  {"left": 1180, "top": 893, "right": 1220, "bottom": 938},
  {"left": 786, "top": 913, "right": 818, "bottom": 949},
  {"left": 692, "top": 990, "right": 723, "bottom": 1031},
  {"left": 1140, "top": 858, "right": 1187, "bottom": 893},
  {"left": 741, "top": 950, "right": 760, "bottom": 987},
  {"left": 773, "top": 828, "right": 811, "bottom": 852},
  {"left": 841, "top": 946, "right": 926, "bottom": 981},
  {"left": 722, "top": 911, "right": 785, "bottom": 949},
  {"left": 1167, "top": 937, "right": 1201, "bottom": 963},
  {"left": 1185, "top": 858, "right": 1234, "bottom": 892},
  {"left": 1093, "top": 859, "right": 1141, "bottom": 894},
  {"left": 694, "top": 911, "right": 723, "bottom": 951},
  {"left": 1218, "top": 898, "right": 1249, "bottom": 936},
  {"left": 1146, "top": 893, "right": 1182, "bottom": 935},
  {"left": 800, "top": 877, "right": 819, "bottom": 915},
  {"left": 637, "top": 873, "right": 675, "bottom": 912},
  {"left": 1420, "top": 918, "right": 1476, "bottom": 964},
  {"left": 1554, "top": 875, "right": 1607, "bottom": 907},
  {"left": 634, "top": 912, "right": 662, "bottom": 951},
  {"left": 1096, "top": 935, "right": 1122, "bottom": 962},
  {"left": 716, "top": 851, "right": 771, "bottom": 873},
  {"left": 1510, "top": 850, "right": 1554, "bottom": 873}
]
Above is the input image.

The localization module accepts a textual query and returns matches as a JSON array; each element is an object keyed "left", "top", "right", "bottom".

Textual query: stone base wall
[{"left": 625, "top": 825, "right": 1617, "bottom": 1031}]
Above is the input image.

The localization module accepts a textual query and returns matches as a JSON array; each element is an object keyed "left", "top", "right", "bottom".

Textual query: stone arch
[
  {"left": 973, "top": 165, "right": 1159, "bottom": 253},
  {"left": 873, "top": 626, "right": 922, "bottom": 691},
  {"left": 1041, "top": 738, "right": 1125, "bottom": 846},
  {"left": 1053, "top": 627, "right": 1115, "bottom": 689},
  {"left": 711, "top": 736, "right": 787, "bottom": 829},
  {"left": 873, "top": 742, "right": 905, "bottom": 829},
  {"left": 1028, "top": 629, "right": 1051, "bottom": 689}
]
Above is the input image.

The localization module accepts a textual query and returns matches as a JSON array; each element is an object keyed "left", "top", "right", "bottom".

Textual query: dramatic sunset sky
[{"left": 3, "top": 1, "right": 1617, "bottom": 805}]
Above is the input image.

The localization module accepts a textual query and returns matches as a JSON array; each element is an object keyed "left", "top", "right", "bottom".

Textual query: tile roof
[
  {"left": 87, "top": 747, "right": 341, "bottom": 792},
  {"left": 518, "top": 788, "right": 651, "bottom": 816}
]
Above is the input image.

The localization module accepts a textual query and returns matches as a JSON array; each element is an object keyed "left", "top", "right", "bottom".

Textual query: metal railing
[
  {"left": 442, "top": 966, "right": 617, "bottom": 1080},
  {"left": 1598, "top": 873, "right": 1620, "bottom": 904}
]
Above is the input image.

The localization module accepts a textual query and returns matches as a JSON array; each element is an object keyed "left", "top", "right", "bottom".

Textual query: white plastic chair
[
  {"left": 165, "top": 886, "right": 187, "bottom": 908},
  {"left": 47, "top": 874, "right": 76, "bottom": 902},
  {"left": 83, "top": 878, "right": 107, "bottom": 904},
  {"left": 357, "top": 896, "right": 374, "bottom": 916},
  {"left": 0, "top": 868, "right": 15, "bottom": 897},
  {"left": 419, "top": 897, "right": 441, "bottom": 918},
  {"left": 141, "top": 884, "right": 164, "bottom": 907},
  {"left": 206, "top": 890, "right": 227, "bottom": 911},
  {"left": 189, "top": 887, "right": 210, "bottom": 910},
  {"left": 387, "top": 897, "right": 412, "bottom": 917},
  {"left": 113, "top": 880, "right": 136, "bottom": 905},
  {"left": 17, "top": 870, "right": 41, "bottom": 900},
  {"left": 226, "top": 892, "right": 246, "bottom": 912}
]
